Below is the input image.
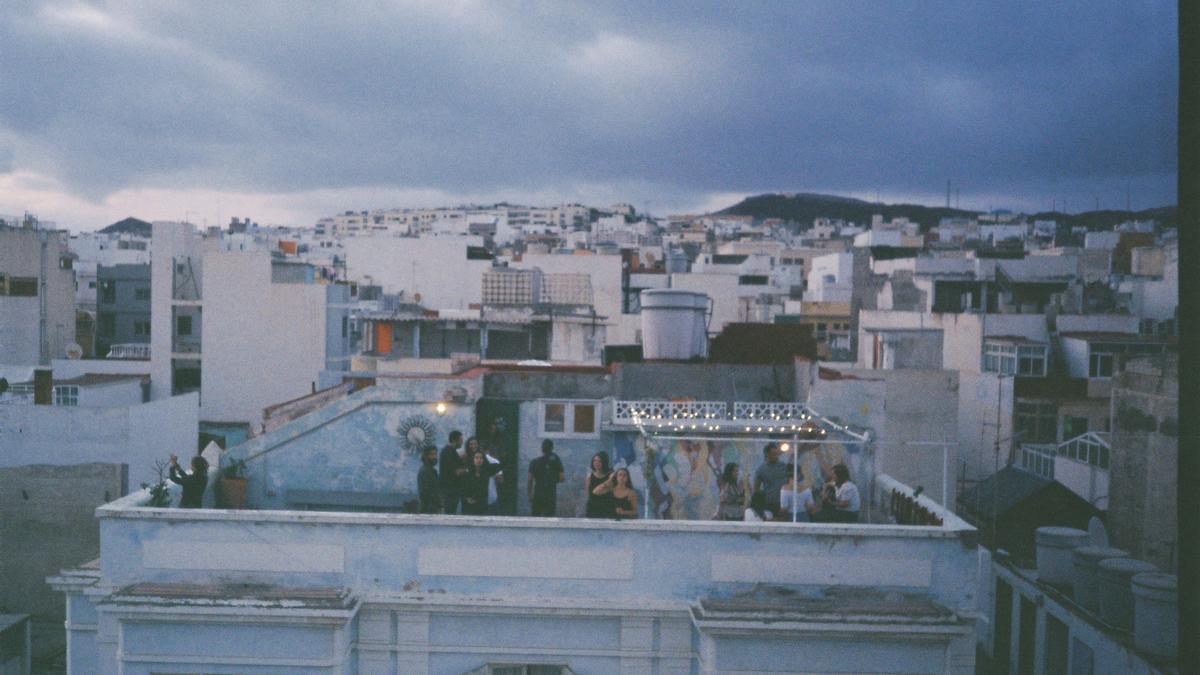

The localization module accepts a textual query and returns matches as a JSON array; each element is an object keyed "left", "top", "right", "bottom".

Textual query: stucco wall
[
  {"left": 1, "top": 462, "right": 125, "bottom": 620},
  {"left": 0, "top": 393, "right": 198, "bottom": 489},
  {"left": 201, "top": 251, "right": 329, "bottom": 426}
]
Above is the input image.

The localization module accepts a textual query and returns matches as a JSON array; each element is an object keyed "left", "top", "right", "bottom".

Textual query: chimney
[{"left": 33, "top": 368, "right": 52, "bottom": 405}]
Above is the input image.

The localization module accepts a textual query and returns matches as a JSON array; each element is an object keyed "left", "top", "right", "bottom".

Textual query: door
[{"left": 476, "top": 399, "right": 521, "bottom": 514}]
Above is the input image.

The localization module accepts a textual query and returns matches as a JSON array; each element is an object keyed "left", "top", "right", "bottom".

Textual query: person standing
[
  {"left": 527, "top": 439, "right": 564, "bottom": 517},
  {"left": 827, "top": 463, "right": 860, "bottom": 523},
  {"left": 438, "top": 431, "right": 466, "bottom": 514},
  {"left": 417, "top": 446, "right": 442, "bottom": 514},
  {"left": 584, "top": 452, "right": 614, "bottom": 518},
  {"left": 461, "top": 450, "right": 490, "bottom": 515},
  {"left": 478, "top": 438, "right": 504, "bottom": 515},
  {"left": 715, "top": 462, "right": 745, "bottom": 520},
  {"left": 752, "top": 443, "right": 789, "bottom": 516},
  {"left": 168, "top": 454, "right": 209, "bottom": 509},
  {"left": 484, "top": 419, "right": 518, "bottom": 515},
  {"left": 608, "top": 468, "right": 639, "bottom": 520}
]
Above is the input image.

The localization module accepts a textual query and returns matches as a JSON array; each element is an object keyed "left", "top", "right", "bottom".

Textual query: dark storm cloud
[{"left": 0, "top": 1, "right": 1177, "bottom": 220}]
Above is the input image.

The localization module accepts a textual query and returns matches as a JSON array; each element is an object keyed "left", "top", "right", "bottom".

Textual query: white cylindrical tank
[
  {"left": 1071, "top": 546, "right": 1129, "bottom": 612},
  {"left": 640, "top": 289, "right": 710, "bottom": 360},
  {"left": 1035, "top": 527, "right": 1091, "bottom": 586},
  {"left": 1098, "top": 557, "right": 1157, "bottom": 630},
  {"left": 1131, "top": 572, "right": 1178, "bottom": 658}
]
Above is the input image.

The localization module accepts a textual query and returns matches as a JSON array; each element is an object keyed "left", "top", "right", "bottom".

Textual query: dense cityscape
[{"left": 0, "top": 2, "right": 1181, "bottom": 674}]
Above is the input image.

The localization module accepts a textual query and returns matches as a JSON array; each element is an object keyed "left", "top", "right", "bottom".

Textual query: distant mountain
[
  {"left": 715, "top": 193, "right": 1176, "bottom": 231},
  {"left": 99, "top": 217, "right": 152, "bottom": 236}
]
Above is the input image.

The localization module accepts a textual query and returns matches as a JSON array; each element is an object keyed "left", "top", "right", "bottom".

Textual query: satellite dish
[
  {"left": 65, "top": 342, "right": 83, "bottom": 359},
  {"left": 1087, "top": 517, "right": 1109, "bottom": 547}
]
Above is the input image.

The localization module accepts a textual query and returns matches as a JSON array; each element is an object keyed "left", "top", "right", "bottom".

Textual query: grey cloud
[{"left": 0, "top": 1, "right": 1177, "bottom": 220}]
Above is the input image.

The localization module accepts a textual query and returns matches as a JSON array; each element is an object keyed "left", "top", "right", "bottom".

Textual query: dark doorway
[
  {"left": 476, "top": 399, "right": 521, "bottom": 514},
  {"left": 1018, "top": 595, "right": 1037, "bottom": 674},
  {"left": 1044, "top": 614, "right": 1069, "bottom": 675},
  {"left": 994, "top": 578, "right": 1013, "bottom": 671}
]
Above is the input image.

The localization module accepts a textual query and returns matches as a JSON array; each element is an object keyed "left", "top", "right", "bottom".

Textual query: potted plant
[
  {"left": 142, "top": 459, "right": 172, "bottom": 507},
  {"left": 218, "top": 458, "right": 248, "bottom": 509}
]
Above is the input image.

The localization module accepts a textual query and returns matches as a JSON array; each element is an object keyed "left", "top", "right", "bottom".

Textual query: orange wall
[{"left": 375, "top": 322, "right": 392, "bottom": 354}]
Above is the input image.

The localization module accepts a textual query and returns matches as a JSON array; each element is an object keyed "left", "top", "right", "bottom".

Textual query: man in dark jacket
[
  {"left": 438, "top": 431, "right": 466, "bottom": 514},
  {"left": 417, "top": 446, "right": 442, "bottom": 514},
  {"left": 527, "top": 439, "right": 565, "bottom": 516}
]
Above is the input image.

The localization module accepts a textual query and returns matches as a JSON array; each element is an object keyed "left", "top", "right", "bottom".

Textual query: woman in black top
[
  {"left": 610, "top": 468, "right": 638, "bottom": 520},
  {"left": 584, "top": 452, "right": 614, "bottom": 518},
  {"left": 168, "top": 454, "right": 209, "bottom": 509},
  {"left": 460, "top": 451, "right": 490, "bottom": 515}
]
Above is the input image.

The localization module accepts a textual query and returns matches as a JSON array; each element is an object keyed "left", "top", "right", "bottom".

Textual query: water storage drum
[
  {"left": 1034, "top": 526, "right": 1090, "bottom": 586},
  {"left": 1097, "top": 557, "right": 1157, "bottom": 630},
  {"left": 639, "top": 289, "right": 710, "bottom": 360},
  {"left": 1131, "top": 572, "right": 1178, "bottom": 658},
  {"left": 1071, "top": 545, "right": 1129, "bottom": 611}
]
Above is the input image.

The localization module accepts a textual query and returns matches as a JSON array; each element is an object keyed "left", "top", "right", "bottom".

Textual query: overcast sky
[{"left": 0, "top": 1, "right": 1177, "bottom": 231}]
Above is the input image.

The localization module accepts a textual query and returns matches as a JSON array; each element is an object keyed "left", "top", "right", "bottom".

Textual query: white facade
[
  {"left": 0, "top": 225, "right": 77, "bottom": 366},
  {"left": 806, "top": 252, "right": 854, "bottom": 303},
  {"left": 340, "top": 236, "right": 491, "bottom": 309},
  {"left": 515, "top": 252, "right": 626, "bottom": 340},
  {"left": 200, "top": 251, "right": 332, "bottom": 427},
  {"left": 149, "top": 222, "right": 213, "bottom": 402}
]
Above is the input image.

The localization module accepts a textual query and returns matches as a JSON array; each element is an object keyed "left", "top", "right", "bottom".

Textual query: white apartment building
[
  {"left": 340, "top": 236, "right": 493, "bottom": 309},
  {"left": 67, "top": 232, "right": 150, "bottom": 311},
  {"left": 805, "top": 252, "right": 854, "bottom": 303},
  {"left": 0, "top": 222, "right": 77, "bottom": 366}
]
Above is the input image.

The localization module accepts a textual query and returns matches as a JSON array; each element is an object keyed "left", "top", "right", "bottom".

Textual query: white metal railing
[
  {"left": 613, "top": 400, "right": 727, "bottom": 422},
  {"left": 1059, "top": 432, "right": 1110, "bottom": 470},
  {"left": 1019, "top": 443, "right": 1057, "bottom": 479},
  {"left": 733, "top": 402, "right": 809, "bottom": 420},
  {"left": 107, "top": 343, "right": 150, "bottom": 360}
]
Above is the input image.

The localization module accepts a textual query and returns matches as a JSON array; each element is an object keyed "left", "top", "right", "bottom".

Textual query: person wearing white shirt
[
  {"left": 744, "top": 489, "right": 774, "bottom": 522},
  {"left": 779, "top": 469, "right": 821, "bottom": 522},
  {"left": 828, "top": 464, "right": 860, "bottom": 523}
]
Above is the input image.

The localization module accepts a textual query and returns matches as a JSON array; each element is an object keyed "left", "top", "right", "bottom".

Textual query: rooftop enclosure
[{"left": 50, "top": 381, "right": 980, "bottom": 673}]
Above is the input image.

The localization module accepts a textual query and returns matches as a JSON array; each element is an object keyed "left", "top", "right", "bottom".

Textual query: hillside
[
  {"left": 98, "top": 217, "right": 152, "bottom": 236},
  {"left": 715, "top": 193, "right": 1176, "bottom": 231}
]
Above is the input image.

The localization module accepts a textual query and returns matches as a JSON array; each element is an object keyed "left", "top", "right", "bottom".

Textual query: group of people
[
  {"left": 417, "top": 431, "right": 641, "bottom": 519},
  {"left": 717, "top": 442, "right": 860, "bottom": 523},
  {"left": 420, "top": 431, "right": 579, "bottom": 517}
]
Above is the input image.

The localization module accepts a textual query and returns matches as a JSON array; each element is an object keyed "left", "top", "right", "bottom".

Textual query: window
[
  {"left": 54, "top": 385, "right": 78, "bottom": 406},
  {"left": 467, "top": 664, "right": 574, "bottom": 675},
  {"left": 3, "top": 277, "right": 38, "bottom": 297},
  {"left": 98, "top": 313, "right": 115, "bottom": 337},
  {"left": 88, "top": 281, "right": 96, "bottom": 289},
  {"left": 541, "top": 401, "right": 599, "bottom": 437},
  {"left": 135, "top": 288, "right": 151, "bottom": 301},
  {"left": 177, "top": 315, "right": 193, "bottom": 336},
  {"left": 543, "top": 403, "right": 566, "bottom": 433},
  {"left": 1088, "top": 352, "right": 1113, "bottom": 378},
  {"left": 984, "top": 341, "right": 1047, "bottom": 376},
  {"left": 1063, "top": 416, "right": 1088, "bottom": 440},
  {"left": 573, "top": 404, "right": 596, "bottom": 434},
  {"left": 1016, "top": 401, "right": 1058, "bottom": 443},
  {"left": 134, "top": 320, "right": 150, "bottom": 336},
  {"left": 99, "top": 280, "right": 116, "bottom": 304}
]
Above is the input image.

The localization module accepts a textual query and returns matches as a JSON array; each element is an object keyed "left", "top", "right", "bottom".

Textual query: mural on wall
[
  {"left": 395, "top": 415, "right": 436, "bottom": 455},
  {"left": 632, "top": 434, "right": 863, "bottom": 520}
]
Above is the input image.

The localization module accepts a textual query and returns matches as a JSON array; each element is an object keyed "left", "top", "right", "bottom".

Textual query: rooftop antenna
[
  {"left": 955, "top": 187, "right": 960, "bottom": 209},
  {"left": 946, "top": 179, "right": 951, "bottom": 208},
  {"left": 1126, "top": 186, "right": 1131, "bottom": 213}
]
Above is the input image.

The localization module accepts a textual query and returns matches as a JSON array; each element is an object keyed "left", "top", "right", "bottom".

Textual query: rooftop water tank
[
  {"left": 1071, "top": 546, "right": 1129, "bottom": 612},
  {"left": 1035, "top": 526, "right": 1091, "bottom": 586},
  {"left": 1131, "top": 572, "right": 1178, "bottom": 659},
  {"left": 640, "top": 289, "right": 710, "bottom": 361},
  {"left": 1097, "top": 557, "right": 1157, "bottom": 630}
]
